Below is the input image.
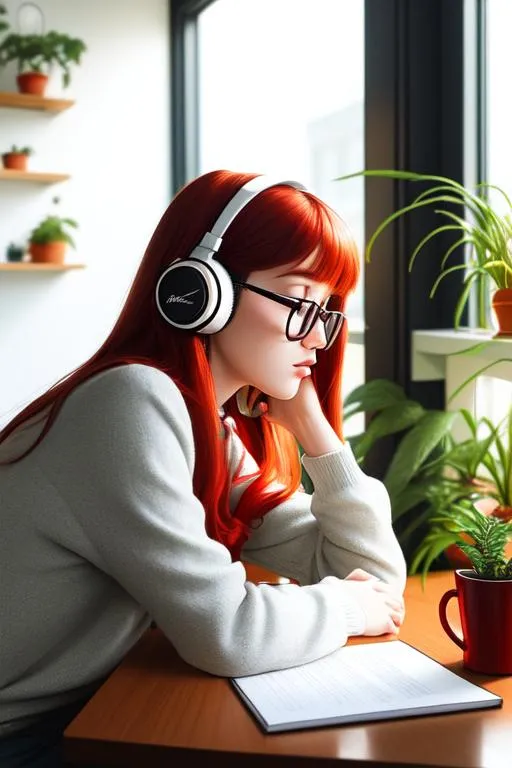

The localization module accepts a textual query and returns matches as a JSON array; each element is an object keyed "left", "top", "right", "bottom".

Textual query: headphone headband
[
  {"left": 196, "top": 175, "right": 308, "bottom": 256},
  {"left": 156, "top": 174, "right": 308, "bottom": 334}
]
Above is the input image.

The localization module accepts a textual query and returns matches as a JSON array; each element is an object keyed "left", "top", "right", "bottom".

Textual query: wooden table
[{"left": 64, "top": 571, "right": 511, "bottom": 767}]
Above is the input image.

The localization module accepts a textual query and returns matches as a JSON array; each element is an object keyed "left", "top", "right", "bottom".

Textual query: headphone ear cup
[
  {"left": 155, "top": 250, "right": 235, "bottom": 334},
  {"left": 156, "top": 176, "right": 308, "bottom": 335}
]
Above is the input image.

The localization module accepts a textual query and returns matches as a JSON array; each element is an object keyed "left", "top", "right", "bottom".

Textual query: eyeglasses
[{"left": 233, "top": 280, "right": 345, "bottom": 350}]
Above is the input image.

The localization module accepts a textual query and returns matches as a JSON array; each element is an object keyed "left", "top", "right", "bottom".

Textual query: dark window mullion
[
  {"left": 365, "top": 0, "right": 477, "bottom": 385},
  {"left": 364, "top": 0, "right": 481, "bottom": 483},
  {"left": 171, "top": 0, "right": 215, "bottom": 192}
]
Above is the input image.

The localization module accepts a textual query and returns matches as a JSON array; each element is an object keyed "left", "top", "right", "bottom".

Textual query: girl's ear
[{"left": 236, "top": 386, "right": 268, "bottom": 418}]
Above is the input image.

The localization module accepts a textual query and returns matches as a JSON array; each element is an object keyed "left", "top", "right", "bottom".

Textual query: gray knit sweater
[{"left": 0, "top": 364, "right": 406, "bottom": 736}]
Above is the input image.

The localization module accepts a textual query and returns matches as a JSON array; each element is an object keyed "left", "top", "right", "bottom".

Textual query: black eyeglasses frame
[{"left": 232, "top": 280, "right": 345, "bottom": 350}]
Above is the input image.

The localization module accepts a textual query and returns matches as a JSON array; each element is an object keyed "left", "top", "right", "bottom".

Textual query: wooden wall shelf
[
  {"left": 0, "top": 91, "right": 75, "bottom": 113},
  {"left": 0, "top": 263, "right": 85, "bottom": 272},
  {"left": 0, "top": 169, "right": 70, "bottom": 183}
]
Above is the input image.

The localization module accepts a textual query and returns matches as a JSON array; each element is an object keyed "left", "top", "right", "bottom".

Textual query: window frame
[{"left": 170, "top": 0, "right": 214, "bottom": 189}]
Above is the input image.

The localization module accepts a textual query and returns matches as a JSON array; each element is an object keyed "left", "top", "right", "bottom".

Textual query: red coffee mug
[{"left": 439, "top": 568, "right": 512, "bottom": 675}]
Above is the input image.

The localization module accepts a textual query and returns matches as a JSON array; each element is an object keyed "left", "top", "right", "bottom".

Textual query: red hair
[{"left": 0, "top": 171, "right": 359, "bottom": 560}]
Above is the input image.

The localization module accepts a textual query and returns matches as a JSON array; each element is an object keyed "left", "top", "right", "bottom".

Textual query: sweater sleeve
[
  {"left": 237, "top": 429, "right": 407, "bottom": 594},
  {"left": 40, "top": 365, "right": 376, "bottom": 678}
]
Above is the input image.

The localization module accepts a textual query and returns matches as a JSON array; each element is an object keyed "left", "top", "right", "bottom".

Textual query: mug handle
[{"left": 439, "top": 589, "right": 465, "bottom": 650}]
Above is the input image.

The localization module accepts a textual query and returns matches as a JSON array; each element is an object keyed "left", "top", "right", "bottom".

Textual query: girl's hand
[
  {"left": 344, "top": 571, "right": 406, "bottom": 634},
  {"left": 264, "top": 376, "right": 324, "bottom": 435},
  {"left": 345, "top": 568, "right": 380, "bottom": 582},
  {"left": 264, "top": 377, "right": 343, "bottom": 457}
]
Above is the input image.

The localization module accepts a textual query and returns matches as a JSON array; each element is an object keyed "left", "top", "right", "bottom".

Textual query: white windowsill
[
  {"left": 412, "top": 329, "right": 512, "bottom": 428},
  {"left": 346, "top": 325, "right": 512, "bottom": 426},
  {"left": 412, "top": 328, "right": 512, "bottom": 380}
]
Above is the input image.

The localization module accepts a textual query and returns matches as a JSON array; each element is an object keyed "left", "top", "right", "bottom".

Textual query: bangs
[
  {"left": 219, "top": 183, "right": 361, "bottom": 304},
  {"left": 291, "top": 197, "right": 361, "bottom": 301}
]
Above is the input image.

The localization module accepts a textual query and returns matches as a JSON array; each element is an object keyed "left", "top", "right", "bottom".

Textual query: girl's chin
[
  {"left": 267, "top": 383, "right": 302, "bottom": 401},
  {"left": 253, "top": 374, "right": 305, "bottom": 401}
]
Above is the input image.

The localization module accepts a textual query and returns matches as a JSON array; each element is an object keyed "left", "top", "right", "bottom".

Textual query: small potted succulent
[
  {"left": 28, "top": 199, "right": 78, "bottom": 264},
  {"left": 437, "top": 501, "right": 512, "bottom": 675},
  {"left": 0, "top": 6, "right": 86, "bottom": 96},
  {"left": 1, "top": 145, "right": 33, "bottom": 171}
]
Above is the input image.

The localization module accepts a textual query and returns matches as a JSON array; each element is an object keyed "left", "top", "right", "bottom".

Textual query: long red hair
[{"left": 0, "top": 171, "right": 360, "bottom": 560}]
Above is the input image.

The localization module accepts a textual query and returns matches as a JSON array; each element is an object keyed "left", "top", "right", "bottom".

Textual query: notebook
[{"left": 231, "top": 640, "right": 502, "bottom": 733}]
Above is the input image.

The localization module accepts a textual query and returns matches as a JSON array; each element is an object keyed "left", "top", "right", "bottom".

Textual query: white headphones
[{"left": 155, "top": 175, "right": 307, "bottom": 334}]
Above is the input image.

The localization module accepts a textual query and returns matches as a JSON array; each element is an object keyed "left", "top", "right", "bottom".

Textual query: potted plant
[
  {"left": 6, "top": 242, "right": 24, "bottom": 262},
  {"left": 0, "top": 15, "right": 86, "bottom": 96},
  {"left": 1, "top": 145, "right": 33, "bottom": 171},
  {"left": 28, "top": 211, "right": 78, "bottom": 264},
  {"left": 337, "top": 170, "right": 512, "bottom": 335},
  {"left": 437, "top": 501, "right": 512, "bottom": 675}
]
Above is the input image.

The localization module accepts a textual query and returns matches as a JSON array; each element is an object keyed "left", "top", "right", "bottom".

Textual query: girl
[{"left": 0, "top": 171, "right": 406, "bottom": 767}]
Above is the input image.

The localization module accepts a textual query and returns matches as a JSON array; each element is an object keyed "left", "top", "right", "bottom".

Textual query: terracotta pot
[
  {"left": 16, "top": 72, "right": 48, "bottom": 96},
  {"left": 29, "top": 241, "right": 67, "bottom": 265},
  {"left": 445, "top": 500, "right": 512, "bottom": 568},
  {"left": 439, "top": 568, "right": 512, "bottom": 675},
  {"left": 2, "top": 152, "right": 28, "bottom": 171},
  {"left": 492, "top": 288, "right": 512, "bottom": 336}
]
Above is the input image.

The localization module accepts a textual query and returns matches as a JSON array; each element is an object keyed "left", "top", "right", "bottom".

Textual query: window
[
  {"left": 196, "top": 0, "right": 365, "bottom": 431},
  {"left": 474, "top": 0, "right": 512, "bottom": 419},
  {"left": 487, "top": 0, "right": 512, "bottom": 204},
  {"left": 411, "top": 0, "right": 512, "bottom": 426}
]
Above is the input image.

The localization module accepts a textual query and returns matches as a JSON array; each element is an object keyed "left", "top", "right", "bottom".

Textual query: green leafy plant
[
  {"left": 343, "top": 379, "right": 467, "bottom": 550},
  {"left": 410, "top": 405, "right": 512, "bottom": 580},
  {"left": 341, "top": 378, "right": 512, "bottom": 575},
  {"left": 0, "top": 28, "right": 86, "bottom": 88},
  {"left": 337, "top": 169, "right": 512, "bottom": 329},
  {"left": 450, "top": 407, "right": 512, "bottom": 509},
  {"left": 412, "top": 500, "right": 512, "bottom": 581},
  {"left": 4, "top": 145, "right": 33, "bottom": 156},
  {"left": 29, "top": 214, "right": 78, "bottom": 247}
]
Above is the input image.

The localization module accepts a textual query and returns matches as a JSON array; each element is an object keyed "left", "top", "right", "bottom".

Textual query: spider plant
[
  {"left": 336, "top": 169, "right": 512, "bottom": 329},
  {"left": 444, "top": 406, "right": 512, "bottom": 513}
]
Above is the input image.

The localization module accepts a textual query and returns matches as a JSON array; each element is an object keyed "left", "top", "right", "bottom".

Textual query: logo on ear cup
[
  {"left": 156, "top": 265, "right": 209, "bottom": 325},
  {"left": 165, "top": 290, "right": 199, "bottom": 305}
]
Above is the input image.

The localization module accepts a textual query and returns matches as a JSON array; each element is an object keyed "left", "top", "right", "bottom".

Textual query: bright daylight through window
[
  {"left": 197, "top": 0, "right": 365, "bottom": 433},
  {"left": 477, "top": 0, "right": 512, "bottom": 418}
]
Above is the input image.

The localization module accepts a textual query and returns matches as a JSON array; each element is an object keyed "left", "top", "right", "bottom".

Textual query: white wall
[{"left": 0, "top": 0, "right": 171, "bottom": 422}]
